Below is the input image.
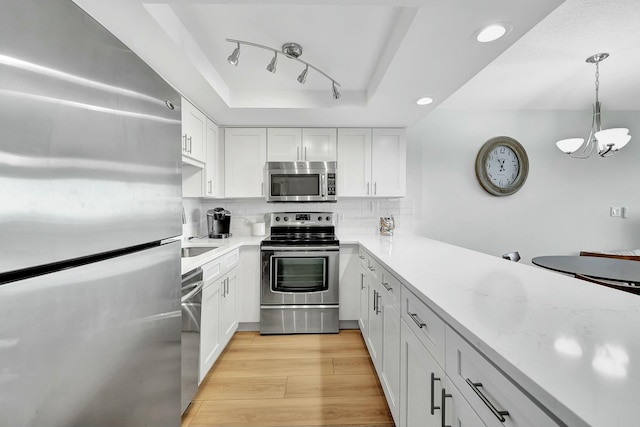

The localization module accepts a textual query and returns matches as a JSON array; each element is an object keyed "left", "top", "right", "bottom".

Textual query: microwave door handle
[{"left": 321, "top": 174, "right": 326, "bottom": 199}]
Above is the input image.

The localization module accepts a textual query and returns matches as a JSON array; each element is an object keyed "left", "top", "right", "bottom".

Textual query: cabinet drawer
[
  {"left": 445, "top": 327, "right": 559, "bottom": 427},
  {"left": 379, "top": 268, "right": 400, "bottom": 311},
  {"left": 202, "top": 256, "right": 222, "bottom": 285},
  {"left": 223, "top": 248, "right": 239, "bottom": 271},
  {"left": 401, "top": 287, "right": 445, "bottom": 367},
  {"left": 202, "top": 248, "right": 239, "bottom": 285}
]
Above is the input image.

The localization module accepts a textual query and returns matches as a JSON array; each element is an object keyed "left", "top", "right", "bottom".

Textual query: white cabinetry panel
[
  {"left": 302, "top": 128, "right": 337, "bottom": 161},
  {"left": 224, "top": 128, "right": 267, "bottom": 198},
  {"left": 372, "top": 128, "right": 406, "bottom": 197},
  {"left": 267, "top": 128, "right": 302, "bottom": 161},
  {"left": 337, "top": 128, "right": 372, "bottom": 197},
  {"left": 181, "top": 98, "right": 206, "bottom": 165}
]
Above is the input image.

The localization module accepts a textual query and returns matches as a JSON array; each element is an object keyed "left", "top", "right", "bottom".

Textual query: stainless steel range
[{"left": 260, "top": 212, "right": 339, "bottom": 334}]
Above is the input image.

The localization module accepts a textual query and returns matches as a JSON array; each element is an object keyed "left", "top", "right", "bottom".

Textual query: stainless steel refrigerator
[{"left": 0, "top": 1, "right": 182, "bottom": 426}]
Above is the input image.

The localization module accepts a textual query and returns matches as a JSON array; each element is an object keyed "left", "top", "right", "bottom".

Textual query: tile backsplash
[{"left": 182, "top": 198, "right": 414, "bottom": 237}]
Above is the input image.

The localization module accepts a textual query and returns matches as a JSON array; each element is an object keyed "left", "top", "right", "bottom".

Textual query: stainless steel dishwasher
[{"left": 181, "top": 267, "right": 203, "bottom": 414}]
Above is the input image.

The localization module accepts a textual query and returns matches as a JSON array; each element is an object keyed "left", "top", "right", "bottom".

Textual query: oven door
[{"left": 261, "top": 246, "right": 339, "bottom": 305}]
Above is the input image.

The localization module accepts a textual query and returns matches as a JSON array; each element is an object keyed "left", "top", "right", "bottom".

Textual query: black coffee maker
[{"left": 206, "top": 208, "right": 231, "bottom": 238}]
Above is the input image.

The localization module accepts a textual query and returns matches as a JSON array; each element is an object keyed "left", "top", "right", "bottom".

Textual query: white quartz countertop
[
  {"left": 345, "top": 233, "right": 640, "bottom": 427},
  {"left": 180, "top": 235, "right": 264, "bottom": 275}
]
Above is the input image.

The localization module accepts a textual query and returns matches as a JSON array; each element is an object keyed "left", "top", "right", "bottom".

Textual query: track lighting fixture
[
  {"left": 227, "top": 42, "right": 240, "bottom": 66},
  {"left": 225, "top": 39, "right": 341, "bottom": 100},
  {"left": 297, "top": 64, "right": 308, "bottom": 84},
  {"left": 266, "top": 52, "right": 277, "bottom": 73},
  {"left": 332, "top": 81, "right": 340, "bottom": 100}
]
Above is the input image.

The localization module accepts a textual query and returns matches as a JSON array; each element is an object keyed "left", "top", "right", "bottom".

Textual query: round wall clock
[{"left": 475, "top": 136, "right": 529, "bottom": 196}]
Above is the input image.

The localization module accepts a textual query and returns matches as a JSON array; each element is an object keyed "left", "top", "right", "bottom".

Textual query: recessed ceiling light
[
  {"left": 476, "top": 24, "right": 508, "bottom": 43},
  {"left": 416, "top": 97, "right": 433, "bottom": 105}
]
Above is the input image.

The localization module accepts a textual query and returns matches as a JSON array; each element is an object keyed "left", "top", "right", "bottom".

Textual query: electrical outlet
[
  {"left": 337, "top": 213, "right": 344, "bottom": 222},
  {"left": 610, "top": 207, "right": 622, "bottom": 217}
]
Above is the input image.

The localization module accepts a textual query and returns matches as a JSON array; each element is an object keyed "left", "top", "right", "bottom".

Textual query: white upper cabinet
[
  {"left": 372, "top": 128, "right": 406, "bottom": 197},
  {"left": 267, "top": 128, "right": 336, "bottom": 161},
  {"left": 338, "top": 128, "right": 406, "bottom": 197},
  {"left": 204, "top": 118, "right": 223, "bottom": 198},
  {"left": 302, "top": 128, "right": 337, "bottom": 161},
  {"left": 181, "top": 98, "right": 206, "bottom": 165},
  {"left": 267, "top": 128, "right": 302, "bottom": 161},
  {"left": 224, "top": 128, "right": 267, "bottom": 198},
  {"left": 337, "top": 128, "right": 372, "bottom": 197}
]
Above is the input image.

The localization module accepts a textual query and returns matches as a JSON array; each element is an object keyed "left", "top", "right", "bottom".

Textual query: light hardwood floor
[{"left": 181, "top": 330, "right": 394, "bottom": 427}]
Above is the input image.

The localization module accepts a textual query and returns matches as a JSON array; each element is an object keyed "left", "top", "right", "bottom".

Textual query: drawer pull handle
[
  {"left": 441, "top": 388, "right": 452, "bottom": 427},
  {"left": 382, "top": 282, "right": 393, "bottom": 292},
  {"left": 359, "top": 255, "right": 365, "bottom": 259},
  {"left": 408, "top": 312, "right": 426, "bottom": 328},
  {"left": 465, "top": 378, "right": 510, "bottom": 422},
  {"left": 430, "top": 372, "right": 441, "bottom": 415}
]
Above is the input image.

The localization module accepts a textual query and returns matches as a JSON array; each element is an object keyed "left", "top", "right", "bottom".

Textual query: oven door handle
[{"left": 261, "top": 246, "right": 339, "bottom": 252}]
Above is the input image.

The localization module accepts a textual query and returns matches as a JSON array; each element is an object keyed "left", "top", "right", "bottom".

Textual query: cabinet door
[
  {"left": 181, "top": 99, "right": 206, "bottom": 164},
  {"left": 367, "top": 278, "right": 383, "bottom": 370},
  {"left": 302, "top": 128, "right": 337, "bottom": 161},
  {"left": 200, "top": 279, "right": 221, "bottom": 382},
  {"left": 399, "top": 320, "right": 444, "bottom": 427},
  {"left": 224, "top": 128, "right": 267, "bottom": 197},
  {"left": 445, "top": 379, "right": 488, "bottom": 427},
  {"left": 371, "top": 128, "right": 406, "bottom": 197},
  {"left": 204, "top": 118, "right": 222, "bottom": 197},
  {"left": 267, "top": 128, "right": 302, "bottom": 161},
  {"left": 381, "top": 297, "right": 401, "bottom": 425},
  {"left": 358, "top": 269, "right": 369, "bottom": 336},
  {"left": 337, "top": 128, "right": 372, "bottom": 197},
  {"left": 220, "top": 268, "right": 238, "bottom": 347}
]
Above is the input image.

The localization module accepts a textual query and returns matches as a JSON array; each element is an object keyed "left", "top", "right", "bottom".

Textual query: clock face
[
  {"left": 485, "top": 145, "right": 520, "bottom": 188},
  {"left": 475, "top": 136, "right": 529, "bottom": 196}
]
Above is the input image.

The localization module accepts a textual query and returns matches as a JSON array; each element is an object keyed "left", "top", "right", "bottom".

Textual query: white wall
[{"left": 407, "top": 109, "right": 640, "bottom": 263}]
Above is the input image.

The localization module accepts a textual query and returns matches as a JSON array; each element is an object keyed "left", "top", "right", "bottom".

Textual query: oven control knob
[
  {"left": 318, "top": 216, "right": 323, "bottom": 221},
  {"left": 284, "top": 216, "right": 289, "bottom": 221},
  {"left": 275, "top": 216, "right": 280, "bottom": 222},
  {"left": 326, "top": 216, "right": 331, "bottom": 221}
]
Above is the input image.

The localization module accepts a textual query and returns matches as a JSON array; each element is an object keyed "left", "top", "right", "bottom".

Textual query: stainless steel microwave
[{"left": 265, "top": 161, "right": 337, "bottom": 202}]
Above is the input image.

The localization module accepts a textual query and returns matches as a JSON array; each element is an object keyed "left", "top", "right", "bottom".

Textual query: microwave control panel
[{"left": 327, "top": 173, "right": 336, "bottom": 196}]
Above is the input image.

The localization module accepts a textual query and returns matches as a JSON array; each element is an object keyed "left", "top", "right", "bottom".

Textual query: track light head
[
  {"left": 227, "top": 43, "right": 240, "bottom": 66},
  {"left": 297, "top": 65, "right": 308, "bottom": 84},
  {"left": 266, "top": 52, "right": 278, "bottom": 73},
  {"left": 332, "top": 81, "right": 341, "bottom": 100}
]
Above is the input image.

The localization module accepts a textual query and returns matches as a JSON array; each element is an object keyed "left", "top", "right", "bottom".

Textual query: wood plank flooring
[{"left": 182, "top": 330, "right": 394, "bottom": 427}]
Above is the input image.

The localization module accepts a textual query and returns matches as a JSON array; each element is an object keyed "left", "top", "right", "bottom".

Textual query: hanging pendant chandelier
[
  {"left": 555, "top": 53, "right": 631, "bottom": 158},
  {"left": 225, "top": 39, "right": 341, "bottom": 100}
]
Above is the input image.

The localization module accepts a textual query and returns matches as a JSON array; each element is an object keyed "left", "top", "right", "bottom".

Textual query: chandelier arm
[
  {"left": 226, "top": 38, "right": 341, "bottom": 87},
  {"left": 599, "top": 144, "right": 614, "bottom": 157}
]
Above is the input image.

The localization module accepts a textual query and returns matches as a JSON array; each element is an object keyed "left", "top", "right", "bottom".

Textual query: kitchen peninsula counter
[{"left": 342, "top": 233, "right": 639, "bottom": 427}]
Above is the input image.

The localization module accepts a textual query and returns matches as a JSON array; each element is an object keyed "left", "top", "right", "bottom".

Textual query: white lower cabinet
[
  {"left": 444, "top": 379, "right": 488, "bottom": 427},
  {"left": 400, "top": 320, "right": 444, "bottom": 427},
  {"left": 445, "top": 327, "right": 559, "bottom": 427},
  {"left": 380, "top": 296, "right": 400, "bottom": 424},
  {"left": 358, "top": 248, "right": 401, "bottom": 425},
  {"left": 199, "top": 249, "right": 239, "bottom": 382},
  {"left": 358, "top": 269, "right": 369, "bottom": 334},
  {"left": 200, "top": 279, "right": 221, "bottom": 383},
  {"left": 219, "top": 267, "right": 238, "bottom": 347}
]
